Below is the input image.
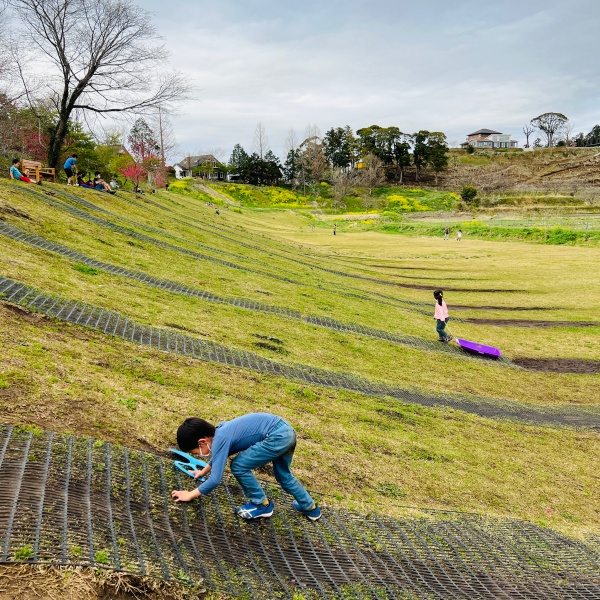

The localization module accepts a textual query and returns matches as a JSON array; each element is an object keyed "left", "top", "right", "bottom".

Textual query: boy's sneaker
[
  {"left": 292, "top": 501, "right": 322, "bottom": 521},
  {"left": 236, "top": 500, "right": 274, "bottom": 520},
  {"left": 446, "top": 335, "right": 453, "bottom": 343}
]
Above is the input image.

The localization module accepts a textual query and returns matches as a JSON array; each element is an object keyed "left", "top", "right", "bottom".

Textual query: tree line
[{"left": 227, "top": 123, "right": 450, "bottom": 190}]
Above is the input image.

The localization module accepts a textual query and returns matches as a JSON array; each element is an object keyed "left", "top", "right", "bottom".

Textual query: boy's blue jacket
[{"left": 198, "top": 412, "right": 286, "bottom": 495}]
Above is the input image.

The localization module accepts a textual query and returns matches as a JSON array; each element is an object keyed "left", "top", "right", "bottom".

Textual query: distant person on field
[
  {"left": 171, "top": 413, "right": 321, "bottom": 521},
  {"left": 333, "top": 223, "right": 337, "bottom": 236},
  {"left": 456, "top": 229, "right": 462, "bottom": 241},
  {"left": 63, "top": 154, "right": 78, "bottom": 185},
  {"left": 9, "top": 159, "right": 38, "bottom": 184},
  {"left": 433, "top": 289, "right": 453, "bottom": 343},
  {"left": 444, "top": 226, "right": 449, "bottom": 240}
]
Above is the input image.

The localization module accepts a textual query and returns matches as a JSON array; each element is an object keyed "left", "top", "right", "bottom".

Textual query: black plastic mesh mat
[
  {"left": 1, "top": 274, "right": 598, "bottom": 429},
  {"left": 0, "top": 219, "right": 503, "bottom": 365},
  {"left": 9, "top": 185, "right": 299, "bottom": 285},
  {"left": 0, "top": 425, "right": 598, "bottom": 599},
  {"left": 8, "top": 184, "right": 459, "bottom": 319}
]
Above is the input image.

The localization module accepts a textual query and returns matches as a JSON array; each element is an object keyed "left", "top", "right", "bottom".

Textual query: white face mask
[{"left": 198, "top": 440, "right": 212, "bottom": 458}]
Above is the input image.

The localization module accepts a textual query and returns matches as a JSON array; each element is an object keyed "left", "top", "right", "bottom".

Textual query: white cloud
[{"left": 138, "top": 0, "right": 600, "bottom": 160}]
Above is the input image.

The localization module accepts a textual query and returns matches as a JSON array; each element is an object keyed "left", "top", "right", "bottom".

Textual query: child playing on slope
[
  {"left": 433, "top": 289, "right": 453, "bottom": 343},
  {"left": 9, "top": 159, "right": 39, "bottom": 184},
  {"left": 171, "top": 412, "right": 321, "bottom": 521}
]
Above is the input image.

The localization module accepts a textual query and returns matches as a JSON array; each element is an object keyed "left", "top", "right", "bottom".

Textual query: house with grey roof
[
  {"left": 461, "top": 129, "right": 518, "bottom": 149},
  {"left": 173, "top": 154, "right": 227, "bottom": 180}
]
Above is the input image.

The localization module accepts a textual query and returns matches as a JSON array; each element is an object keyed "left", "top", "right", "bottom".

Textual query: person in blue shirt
[
  {"left": 63, "top": 154, "right": 78, "bottom": 185},
  {"left": 9, "top": 159, "right": 37, "bottom": 184},
  {"left": 171, "top": 413, "right": 321, "bottom": 521}
]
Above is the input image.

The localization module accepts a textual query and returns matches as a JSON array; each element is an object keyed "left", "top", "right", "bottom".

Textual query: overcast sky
[{"left": 141, "top": 0, "right": 600, "bottom": 162}]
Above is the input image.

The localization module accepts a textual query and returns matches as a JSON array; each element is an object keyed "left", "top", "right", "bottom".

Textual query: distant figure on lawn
[
  {"left": 333, "top": 224, "right": 337, "bottom": 236},
  {"left": 444, "top": 226, "right": 449, "bottom": 240},
  {"left": 63, "top": 154, "right": 78, "bottom": 185},
  {"left": 433, "top": 289, "right": 453, "bottom": 343},
  {"left": 9, "top": 159, "right": 39, "bottom": 184},
  {"left": 456, "top": 229, "right": 462, "bottom": 241}
]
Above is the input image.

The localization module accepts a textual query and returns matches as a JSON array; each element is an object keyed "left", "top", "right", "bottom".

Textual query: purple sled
[{"left": 456, "top": 338, "right": 501, "bottom": 359}]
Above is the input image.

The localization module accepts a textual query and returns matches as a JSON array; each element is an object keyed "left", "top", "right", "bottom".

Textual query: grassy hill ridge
[{"left": 0, "top": 179, "right": 598, "bottom": 542}]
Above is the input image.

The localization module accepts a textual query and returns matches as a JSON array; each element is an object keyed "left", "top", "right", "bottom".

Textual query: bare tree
[
  {"left": 252, "top": 121, "right": 269, "bottom": 159},
  {"left": 358, "top": 153, "right": 385, "bottom": 198},
  {"left": 531, "top": 112, "right": 568, "bottom": 148},
  {"left": 304, "top": 123, "right": 320, "bottom": 141},
  {"left": 8, "top": 0, "right": 188, "bottom": 168},
  {"left": 522, "top": 123, "right": 534, "bottom": 148},
  {"left": 283, "top": 127, "right": 298, "bottom": 156},
  {"left": 298, "top": 134, "right": 327, "bottom": 196},
  {"left": 150, "top": 107, "right": 178, "bottom": 185},
  {"left": 331, "top": 167, "right": 354, "bottom": 213}
]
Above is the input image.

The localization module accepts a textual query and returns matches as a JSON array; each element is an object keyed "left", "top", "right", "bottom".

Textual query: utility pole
[{"left": 158, "top": 107, "right": 166, "bottom": 186}]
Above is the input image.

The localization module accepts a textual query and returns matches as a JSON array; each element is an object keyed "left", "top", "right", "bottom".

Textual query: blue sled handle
[
  {"left": 169, "top": 448, "right": 208, "bottom": 479},
  {"left": 174, "top": 460, "right": 206, "bottom": 481}
]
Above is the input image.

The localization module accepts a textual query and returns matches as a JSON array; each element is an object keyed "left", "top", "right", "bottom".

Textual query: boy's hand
[
  {"left": 171, "top": 489, "right": 201, "bottom": 503},
  {"left": 190, "top": 464, "right": 212, "bottom": 479}
]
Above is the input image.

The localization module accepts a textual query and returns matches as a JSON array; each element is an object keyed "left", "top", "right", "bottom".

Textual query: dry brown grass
[{"left": 0, "top": 565, "right": 206, "bottom": 600}]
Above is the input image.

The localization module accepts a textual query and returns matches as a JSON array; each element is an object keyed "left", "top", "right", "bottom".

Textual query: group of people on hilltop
[
  {"left": 65, "top": 154, "right": 115, "bottom": 194},
  {"left": 9, "top": 153, "right": 115, "bottom": 194}
]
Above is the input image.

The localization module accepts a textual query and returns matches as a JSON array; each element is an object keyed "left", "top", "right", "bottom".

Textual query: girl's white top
[{"left": 434, "top": 300, "right": 449, "bottom": 320}]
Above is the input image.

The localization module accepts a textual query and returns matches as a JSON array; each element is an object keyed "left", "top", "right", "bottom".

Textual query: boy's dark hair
[
  {"left": 177, "top": 417, "right": 216, "bottom": 451},
  {"left": 12, "top": 158, "right": 19, "bottom": 165},
  {"left": 433, "top": 289, "right": 443, "bottom": 306},
  {"left": 72, "top": 154, "right": 78, "bottom": 158}
]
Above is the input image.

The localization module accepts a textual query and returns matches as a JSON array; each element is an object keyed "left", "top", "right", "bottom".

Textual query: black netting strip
[
  {"left": 11, "top": 186, "right": 297, "bottom": 285},
  {"left": 7, "top": 186, "right": 465, "bottom": 318},
  {"left": 0, "top": 427, "right": 598, "bottom": 598},
  {"left": 131, "top": 190, "right": 464, "bottom": 302},
  {"left": 1, "top": 274, "right": 599, "bottom": 429}
]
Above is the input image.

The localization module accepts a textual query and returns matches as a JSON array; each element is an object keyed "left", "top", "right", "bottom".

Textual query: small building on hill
[
  {"left": 461, "top": 129, "right": 518, "bottom": 149},
  {"left": 173, "top": 155, "right": 226, "bottom": 180}
]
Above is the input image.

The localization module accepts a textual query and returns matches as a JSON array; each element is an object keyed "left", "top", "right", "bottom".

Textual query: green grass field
[{"left": 0, "top": 177, "right": 598, "bottom": 545}]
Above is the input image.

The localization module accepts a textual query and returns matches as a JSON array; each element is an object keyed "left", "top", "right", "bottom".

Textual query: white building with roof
[{"left": 461, "top": 129, "right": 518, "bottom": 149}]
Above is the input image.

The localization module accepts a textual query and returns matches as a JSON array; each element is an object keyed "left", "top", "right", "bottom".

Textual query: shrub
[
  {"left": 466, "top": 144, "right": 475, "bottom": 154},
  {"left": 460, "top": 185, "right": 477, "bottom": 203}
]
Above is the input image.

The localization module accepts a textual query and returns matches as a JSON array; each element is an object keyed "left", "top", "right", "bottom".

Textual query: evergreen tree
[
  {"left": 229, "top": 143, "right": 250, "bottom": 182},
  {"left": 283, "top": 148, "right": 301, "bottom": 186},
  {"left": 323, "top": 125, "right": 357, "bottom": 169}
]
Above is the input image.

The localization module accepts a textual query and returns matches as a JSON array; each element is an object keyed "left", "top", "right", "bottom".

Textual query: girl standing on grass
[{"left": 433, "top": 290, "right": 453, "bottom": 342}]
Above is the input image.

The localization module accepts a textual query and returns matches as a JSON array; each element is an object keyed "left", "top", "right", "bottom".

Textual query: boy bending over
[{"left": 171, "top": 412, "right": 321, "bottom": 521}]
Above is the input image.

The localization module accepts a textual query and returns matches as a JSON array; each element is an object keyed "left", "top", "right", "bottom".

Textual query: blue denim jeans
[
  {"left": 436, "top": 318, "right": 450, "bottom": 341},
  {"left": 229, "top": 421, "right": 315, "bottom": 510}
]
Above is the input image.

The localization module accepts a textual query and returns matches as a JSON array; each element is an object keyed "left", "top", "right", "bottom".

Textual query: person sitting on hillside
[
  {"left": 77, "top": 175, "right": 95, "bottom": 189},
  {"left": 94, "top": 172, "right": 115, "bottom": 194},
  {"left": 9, "top": 159, "right": 40, "bottom": 184}
]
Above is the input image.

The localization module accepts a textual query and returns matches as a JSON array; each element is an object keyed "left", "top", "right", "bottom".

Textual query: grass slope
[{"left": 0, "top": 178, "right": 598, "bottom": 541}]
